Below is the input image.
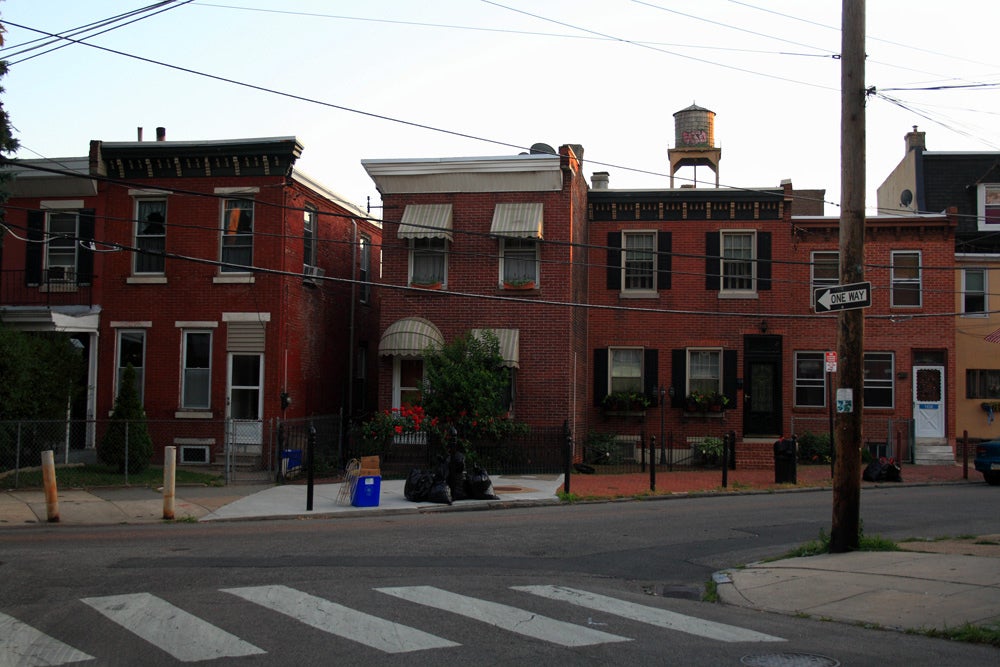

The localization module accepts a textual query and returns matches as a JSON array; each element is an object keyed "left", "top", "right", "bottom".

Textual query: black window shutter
[
  {"left": 77, "top": 209, "right": 95, "bottom": 286},
  {"left": 757, "top": 232, "right": 772, "bottom": 291},
  {"left": 594, "top": 348, "right": 609, "bottom": 406},
  {"left": 670, "top": 349, "right": 686, "bottom": 408},
  {"left": 644, "top": 349, "right": 659, "bottom": 407},
  {"left": 705, "top": 232, "right": 720, "bottom": 290},
  {"left": 606, "top": 232, "right": 621, "bottom": 290},
  {"left": 657, "top": 231, "right": 671, "bottom": 290},
  {"left": 723, "top": 350, "right": 738, "bottom": 405},
  {"left": 25, "top": 211, "right": 44, "bottom": 286}
]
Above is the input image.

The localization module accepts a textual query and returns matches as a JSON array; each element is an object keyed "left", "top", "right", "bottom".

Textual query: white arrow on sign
[{"left": 814, "top": 281, "right": 872, "bottom": 312}]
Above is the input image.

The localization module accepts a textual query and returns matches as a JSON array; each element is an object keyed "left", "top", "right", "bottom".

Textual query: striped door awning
[
  {"left": 472, "top": 328, "right": 520, "bottom": 368},
  {"left": 490, "top": 202, "right": 543, "bottom": 239},
  {"left": 398, "top": 204, "right": 453, "bottom": 241},
  {"left": 379, "top": 317, "right": 444, "bottom": 357}
]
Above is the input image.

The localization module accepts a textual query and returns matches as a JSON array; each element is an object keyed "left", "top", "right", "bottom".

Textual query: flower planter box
[{"left": 503, "top": 281, "right": 535, "bottom": 290}]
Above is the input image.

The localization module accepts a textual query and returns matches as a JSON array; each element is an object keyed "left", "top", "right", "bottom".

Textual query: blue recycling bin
[
  {"left": 352, "top": 476, "right": 381, "bottom": 507},
  {"left": 281, "top": 449, "right": 302, "bottom": 470}
]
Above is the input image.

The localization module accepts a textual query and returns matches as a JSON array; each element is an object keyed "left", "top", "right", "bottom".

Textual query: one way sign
[{"left": 814, "top": 281, "right": 872, "bottom": 312}]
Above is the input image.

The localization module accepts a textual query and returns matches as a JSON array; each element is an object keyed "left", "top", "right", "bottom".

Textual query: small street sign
[
  {"left": 825, "top": 351, "right": 837, "bottom": 373},
  {"left": 814, "top": 281, "right": 872, "bottom": 313}
]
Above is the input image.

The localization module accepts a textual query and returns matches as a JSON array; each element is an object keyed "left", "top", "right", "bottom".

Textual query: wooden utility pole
[{"left": 832, "top": 0, "right": 866, "bottom": 553}]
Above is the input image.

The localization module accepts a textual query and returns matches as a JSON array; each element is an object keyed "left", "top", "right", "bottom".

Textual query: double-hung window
[
  {"left": 359, "top": 234, "right": 371, "bottom": 303},
  {"left": 687, "top": 348, "right": 721, "bottom": 394},
  {"left": 722, "top": 231, "right": 755, "bottom": 293},
  {"left": 410, "top": 238, "right": 447, "bottom": 286},
  {"left": 221, "top": 199, "right": 254, "bottom": 271},
  {"left": 811, "top": 251, "right": 839, "bottom": 308},
  {"left": 46, "top": 212, "right": 78, "bottom": 282},
  {"left": 609, "top": 347, "right": 643, "bottom": 394},
  {"left": 962, "top": 268, "right": 987, "bottom": 316},
  {"left": 117, "top": 330, "right": 146, "bottom": 404},
  {"left": 891, "top": 251, "right": 921, "bottom": 307},
  {"left": 623, "top": 231, "right": 655, "bottom": 292},
  {"left": 501, "top": 237, "right": 538, "bottom": 285},
  {"left": 134, "top": 199, "right": 166, "bottom": 274},
  {"left": 863, "top": 352, "right": 894, "bottom": 408},
  {"left": 182, "top": 331, "right": 212, "bottom": 409},
  {"left": 303, "top": 205, "right": 317, "bottom": 270},
  {"left": 794, "top": 352, "right": 826, "bottom": 407}
]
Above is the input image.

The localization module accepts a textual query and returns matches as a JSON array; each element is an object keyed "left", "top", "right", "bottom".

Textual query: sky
[{"left": 2, "top": 1, "right": 998, "bottom": 217}]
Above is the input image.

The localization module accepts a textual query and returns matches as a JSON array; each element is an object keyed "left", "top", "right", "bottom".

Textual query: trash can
[
  {"left": 352, "top": 475, "right": 382, "bottom": 507},
  {"left": 773, "top": 438, "right": 797, "bottom": 484},
  {"left": 281, "top": 449, "right": 302, "bottom": 471}
]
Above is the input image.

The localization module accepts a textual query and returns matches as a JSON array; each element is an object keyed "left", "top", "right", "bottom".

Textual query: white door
[
  {"left": 913, "top": 365, "right": 945, "bottom": 438},
  {"left": 228, "top": 353, "right": 263, "bottom": 450}
]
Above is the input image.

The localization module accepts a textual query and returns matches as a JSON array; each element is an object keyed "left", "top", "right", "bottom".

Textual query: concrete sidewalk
[
  {"left": 0, "top": 474, "right": 563, "bottom": 526},
  {"left": 716, "top": 544, "right": 1000, "bottom": 634}
]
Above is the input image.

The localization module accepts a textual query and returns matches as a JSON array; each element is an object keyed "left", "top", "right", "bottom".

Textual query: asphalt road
[{"left": 2, "top": 484, "right": 998, "bottom": 665}]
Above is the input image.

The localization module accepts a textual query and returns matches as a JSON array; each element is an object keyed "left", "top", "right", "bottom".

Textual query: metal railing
[
  {"left": 790, "top": 415, "right": 915, "bottom": 464},
  {"left": 0, "top": 269, "right": 95, "bottom": 307}
]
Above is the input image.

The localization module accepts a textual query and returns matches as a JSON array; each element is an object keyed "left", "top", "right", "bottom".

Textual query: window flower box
[
  {"left": 411, "top": 281, "right": 442, "bottom": 290},
  {"left": 503, "top": 279, "right": 536, "bottom": 290}
]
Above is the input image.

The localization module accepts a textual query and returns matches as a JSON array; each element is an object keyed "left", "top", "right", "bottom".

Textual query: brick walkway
[{"left": 563, "top": 463, "right": 979, "bottom": 498}]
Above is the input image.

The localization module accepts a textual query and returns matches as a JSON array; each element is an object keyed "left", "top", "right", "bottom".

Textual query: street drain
[
  {"left": 741, "top": 653, "right": 840, "bottom": 667},
  {"left": 654, "top": 584, "right": 702, "bottom": 600}
]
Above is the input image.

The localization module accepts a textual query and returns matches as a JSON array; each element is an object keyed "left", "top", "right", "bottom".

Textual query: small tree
[
  {"left": 99, "top": 364, "right": 153, "bottom": 473},
  {"left": 421, "top": 331, "right": 525, "bottom": 443}
]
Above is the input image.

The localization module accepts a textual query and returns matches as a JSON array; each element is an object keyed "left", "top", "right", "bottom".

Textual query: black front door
[{"left": 744, "top": 335, "right": 782, "bottom": 436}]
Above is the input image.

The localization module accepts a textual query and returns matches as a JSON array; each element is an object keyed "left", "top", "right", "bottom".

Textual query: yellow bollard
[
  {"left": 41, "top": 450, "right": 60, "bottom": 523},
  {"left": 163, "top": 446, "right": 176, "bottom": 520}
]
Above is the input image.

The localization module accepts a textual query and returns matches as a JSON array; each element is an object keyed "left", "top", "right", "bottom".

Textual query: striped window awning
[
  {"left": 490, "top": 202, "right": 543, "bottom": 239},
  {"left": 985, "top": 327, "right": 1000, "bottom": 344},
  {"left": 379, "top": 317, "right": 444, "bottom": 357},
  {"left": 472, "top": 328, "right": 520, "bottom": 368},
  {"left": 398, "top": 204, "right": 453, "bottom": 241}
]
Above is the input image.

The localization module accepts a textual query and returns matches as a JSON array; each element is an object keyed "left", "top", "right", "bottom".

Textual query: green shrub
[
  {"left": 796, "top": 431, "right": 831, "bottom": 464},
  {"left": 99, "top": 364, "right": 153, "bottom": 474}
]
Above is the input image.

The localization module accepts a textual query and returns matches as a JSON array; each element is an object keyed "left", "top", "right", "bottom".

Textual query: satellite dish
[
  {"left": 529, "top": 143, "right": 556, "bottom": 156},
  {"left": 900, "top": 189, "right": 913, "bottom": 207}
]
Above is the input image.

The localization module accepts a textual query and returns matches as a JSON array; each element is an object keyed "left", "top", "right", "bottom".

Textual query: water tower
[{"left": 668, "top": 104, "right": 721, "bottom": 188}]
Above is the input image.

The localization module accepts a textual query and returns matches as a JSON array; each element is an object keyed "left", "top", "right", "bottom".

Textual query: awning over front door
[
  {"left": 398, "top": 204, "right": 453, "bottom": 241},
  {"left": 379, "top": 317, "right": 444, "bottom": 357}
]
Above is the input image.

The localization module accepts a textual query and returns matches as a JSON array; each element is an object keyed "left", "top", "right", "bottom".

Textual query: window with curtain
[
  {"left": 795, "top": 351, "right": 826, "bottom": 407},
  {"left": 609, "top": 347, "right": 643, "bottom": 393},
  {"left": 410, "top": 238, "right": 447, "bottom": 286},
  {"left": 722, "top": 231, "right": 755, "bottom": 292},
  {"left": 501, "top": 237, "right": 538, "bottom": 284},
  {"left": 221, "top": 199, "right": 254, "bottom": 271},
  {"left": 811, "top": 251, "right": 838, "bottom": 307},
  {"left": 46, "top": 212, "right": 78, "bottom": 281},
  {"left": 687, "top": 348, "right": 721, "bottom": 394},
  {"left": 135, "top": 199, "right": 166, "bottom": 274},
  {"left": 623, "top": 231, "right": 655, "bottom": 291}
]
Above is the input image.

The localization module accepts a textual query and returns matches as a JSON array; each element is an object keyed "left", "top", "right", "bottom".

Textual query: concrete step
[{"left": 914, "top": 444, "right": 955, "bottom": 465}]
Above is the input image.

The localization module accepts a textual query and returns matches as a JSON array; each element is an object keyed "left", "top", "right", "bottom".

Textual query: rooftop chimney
[
  {"left": 156, "top": 127, "right": 166, "bottom": 142},
  {"left": 905, "top": 125, "right": 925, "bottom": 154},
  {"left": 591, "top": 171, "right": 609, "bottom": 190},
  {"left": 137, "top": 127, "right": 143, "bottom": 141}
]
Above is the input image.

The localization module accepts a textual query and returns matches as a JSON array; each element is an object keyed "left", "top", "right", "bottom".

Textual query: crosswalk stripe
[
  {"left": 513, "top": 585, "right": 785, "bottom": 643},
  {"left": 376, "top": 585, "right": 632, "bottom": 648},
  {"left": 80, "top": 593, "right": 265, "bottom": 662},
  {"left": 0, "top": 612, "right": 94, "bottom": 666},
  {"left": 222, "top": 585, "right": 458, "bottom": 654}
]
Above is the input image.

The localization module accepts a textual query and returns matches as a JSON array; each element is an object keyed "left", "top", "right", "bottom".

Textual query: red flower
[{"left": 394, "top": 425, "right": 403, "bottom": 434}]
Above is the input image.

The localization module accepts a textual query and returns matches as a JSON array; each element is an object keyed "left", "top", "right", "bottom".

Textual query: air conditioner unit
[{"left": 302, "top": 265, "right": 326, "bottom": 279}]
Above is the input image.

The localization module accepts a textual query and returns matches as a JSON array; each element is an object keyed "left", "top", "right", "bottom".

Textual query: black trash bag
[
  {"left": 883, "top": 457, "right": 903, "bottom": 482},
  {"left": 466, "top": 465, "right": 499, "bottom": 500},
  {"left": 448, "top": 450, "right": 469, "bottom": 501},
  {"left": 863, "top": 457, "right": 903, "bottom": 483},
  {"left": 404, "top": 468, "right": 434, "bottom": 502},
  {"left": 426, "top": 479, "right": 453, "bottom": 505}
]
